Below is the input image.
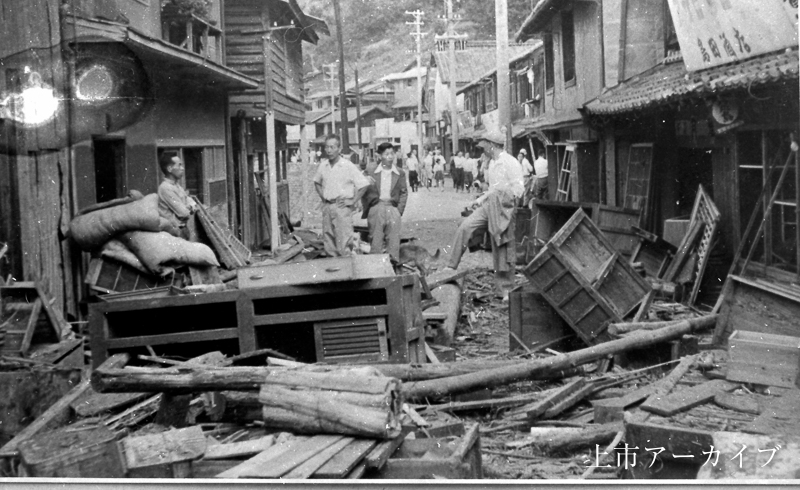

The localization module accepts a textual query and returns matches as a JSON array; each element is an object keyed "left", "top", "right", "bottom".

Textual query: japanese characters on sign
[
  {"left": 585, "top": 443, "right": 783, "bottom": 471},
  {"left": 666, "top": 0, "right": 798, "bottom": 72}
]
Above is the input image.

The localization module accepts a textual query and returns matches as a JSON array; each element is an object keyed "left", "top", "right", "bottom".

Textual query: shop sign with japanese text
[{"left": 667, "top": 0, "right": 798, "bottom": 72}]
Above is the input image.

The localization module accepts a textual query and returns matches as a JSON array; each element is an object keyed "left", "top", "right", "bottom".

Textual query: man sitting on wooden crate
[
  {"left": 314, "top": 134, "right": 371, "bottom": 257},
  {"left": 158, "top": 151, "right": 198, "bottom": 240},
  {"left": 442, "top": 129, "right": 524, "bottom": 298}
]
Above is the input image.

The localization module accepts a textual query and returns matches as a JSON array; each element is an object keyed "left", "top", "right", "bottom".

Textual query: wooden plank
[
  {"left": 313, "top": 439, "right": 377, "bottom": 479},
  {"left": 122, "top": 426, "right": 207, "bottom": 470},
  {"left": 235, "top": 435, "right": 345, "bottom": 479},
  {"left": 424, "top": 342, "right": 441, "bottom": 364},
  {"left": 70, "top": 388, "right": 149, "bottom": 418},
  {"left": 364, "top": 428, "right": 409, "bottom": 469},
  {"left": 238, "top": 255, "right": 394, "bottom": 289},
  {"left": 640, "top": 379, "right": 738, "bottom": 417},
  {"left": 283, "top": 437, "right": 354, "bottom": 479},
  {"left": 0, "top": 353, "right": 129, "bottom": 457},
  {"left": 104, "top": 328, "right": 239, "bottom": 349},
  {"left": 203, "top": 435, "right": 275, "bottom": 460},
  {"left": 426, "top": 268, "right": 470, "bottom": 289},
  {"left": 215, "top": 437, "right": 305, "bottom": 478},
  {"left": 524, "top": 378, "right": 587, "bottom": 420}
]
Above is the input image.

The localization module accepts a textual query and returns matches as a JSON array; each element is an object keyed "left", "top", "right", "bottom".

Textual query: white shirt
[
  {"left": 379, "top": 167, "right": 394, "bottom": 200},
  {"left": 454, "top": 156, "right": 465, "bottom": 169},
  {"left": 405, "top": 156, "right": 418, "bottom": 171},
  {"left": 313, "top": 157, "right": 370, "bottom": 201},
  {"left": 534, "top": 156, "right": 548, "bottom": 178},
  {"left": 463, "top": 158, "right": 477, "bottom": 174},
  {"left": 519, "top": 156, "right": 533, "bottom": 177},
  {"left": 486, "top": 151, "right": 525, "bottom": 198}
]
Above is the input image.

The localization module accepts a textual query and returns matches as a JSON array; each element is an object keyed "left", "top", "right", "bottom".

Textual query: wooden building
[
  {"left": 455, "top": 42, "right": 543, "bottom": 157},
  {"left": 224, "top": 0, "right": 327, "bottom": 247},
  {"left": 1, "top": 0, "right": 258, "bottom": 320}
]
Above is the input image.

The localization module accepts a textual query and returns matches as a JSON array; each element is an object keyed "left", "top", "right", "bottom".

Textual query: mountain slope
[{"left": 298, "top": 0, "right": 536, "bottom": 84}]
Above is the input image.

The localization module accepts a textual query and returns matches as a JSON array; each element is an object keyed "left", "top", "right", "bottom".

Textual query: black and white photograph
[{"left": 0, "top": 0, "right": 798, "bottom": 484}]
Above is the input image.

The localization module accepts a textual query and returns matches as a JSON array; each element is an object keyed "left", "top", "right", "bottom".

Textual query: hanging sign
[{"left": 667, "top": 0, "right": 797, "bottom": 72}]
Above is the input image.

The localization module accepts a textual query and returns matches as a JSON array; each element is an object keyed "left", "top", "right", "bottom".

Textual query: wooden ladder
[{"left": 556, "top": 146, "right": 574, "bottom": 201}]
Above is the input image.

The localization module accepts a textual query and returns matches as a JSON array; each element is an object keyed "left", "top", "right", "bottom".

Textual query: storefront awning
[{"left": 583, "top": 48, "right": 799, "bottom": 116}]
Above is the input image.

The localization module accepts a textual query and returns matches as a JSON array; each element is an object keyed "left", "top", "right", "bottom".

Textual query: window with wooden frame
[
  {"left": 544, "top": 34, "right": 554, "bottom": 91},
  {"left": 561, "top": 10, "right": 576, "bottom": 85},
  {"left": 484, "top": 78, "right": 497, "bottom": 112},
  {"left": 736, "top": 130, "right": 797, "bottom": 272}
]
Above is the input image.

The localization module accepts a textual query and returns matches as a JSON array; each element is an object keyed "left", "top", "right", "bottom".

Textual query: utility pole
[
  {"left": 332, "top": 0, "right": 350, "bottom": 149},
  {"left": 495, "top": 0, "right": 511, "bottom": 148},
  {"left": 354, "top": 60, "right": 363, "bottom": 149},
  {"left": 406, "top": 9, "right": 426, "bottom": 156},
  {"left": 442, "top": 0, "right": 462, "bottom": 160},
  {"left": 323, "top": 63, "right": 337, "bottom": 135}
]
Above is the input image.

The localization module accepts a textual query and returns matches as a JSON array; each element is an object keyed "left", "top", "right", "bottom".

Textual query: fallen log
[
  {"left": 258, "top": 370, "right": 402, "bottom": 439},
  {"left": 608, "top": 314, "right": 717, "bottom": 336},
  {"left": 404, "top": 318, "right": 713, "bottom": 400},
  {"left": 92, "top": 360, "right": 584, "bottom": 393}
]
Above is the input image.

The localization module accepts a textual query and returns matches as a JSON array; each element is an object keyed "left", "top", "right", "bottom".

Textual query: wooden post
[
  {"left": 263, "top": 32, "right": 280, "bottom": 251},
  {"left": 446, "top": 0, "right": 458, "bottom": 157},
  {"left": 405, "top": 10, "right": 425, "bottom": 156},
  {"left": 299, "top": 123, "right": 308, "bottom": 222},
  {"left": 495, "top": 0, "right": 511, "bottom": 148},
  {"left": 333, "top": 0, "right": 349, "bottom": 149},
  {"left": 354, "top": 62, "right": 363, "bottom": 149}
]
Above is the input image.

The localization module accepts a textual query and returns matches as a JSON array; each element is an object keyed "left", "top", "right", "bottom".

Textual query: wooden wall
[
  {"left": 0, "top": 0, "right": 76, "bottom": 317},
  {"left": 545, "top": 2, "right": 604, "bottom": 126},
  {"left": 225, "top": 0, "right": 306, "bottom": 124}
]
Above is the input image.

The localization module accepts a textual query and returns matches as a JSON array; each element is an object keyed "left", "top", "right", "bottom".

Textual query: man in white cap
[{"left": 442, "top": 128, "right": 524, "bottom": 296}]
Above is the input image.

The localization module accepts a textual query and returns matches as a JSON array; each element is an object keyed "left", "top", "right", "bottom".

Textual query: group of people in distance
[{"left": 312, "top": 130, "right": 549, "bottom": 297}]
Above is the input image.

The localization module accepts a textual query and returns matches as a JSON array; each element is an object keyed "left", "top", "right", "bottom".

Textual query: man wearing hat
[{"left": 443, "top": 128, "right": 524, "bottom": 296}]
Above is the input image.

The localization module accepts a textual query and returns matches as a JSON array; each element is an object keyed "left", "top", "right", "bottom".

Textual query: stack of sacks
[{"left": 70, "top": 193, "right": 219, "bottom": 276}]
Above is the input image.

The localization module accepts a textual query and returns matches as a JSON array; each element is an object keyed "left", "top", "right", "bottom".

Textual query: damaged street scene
[{"left": 1, "top": 0, "right": 800, "bottom": 483}]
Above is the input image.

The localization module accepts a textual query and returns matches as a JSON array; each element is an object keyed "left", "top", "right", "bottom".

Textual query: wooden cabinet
[{"left": 89, "top": 274, "right": 424, "bottom": 367}]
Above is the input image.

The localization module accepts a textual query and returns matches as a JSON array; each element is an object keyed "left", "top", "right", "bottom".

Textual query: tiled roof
[
  {"left": 583, "top": 48, "right": 799, "bottom": 116},
  {"left": 456, "top": 42, "right": 542, "bottom": 94},
  {"left": 434, "top": 47, "right": 496, "bottom": 85},
  {"left": 308, "top": 106, "right": 392, "bottom": 124},
  {"left": 433, "top": 44, "right": 535, "bottom": 85},
  {"left": 392, "top": 93, "right": 422, "bottom": 109}
]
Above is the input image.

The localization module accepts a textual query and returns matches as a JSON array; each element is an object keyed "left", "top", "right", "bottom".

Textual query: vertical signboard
[{"left": 667, "top": 0, "right": 798, "bottom": 72}]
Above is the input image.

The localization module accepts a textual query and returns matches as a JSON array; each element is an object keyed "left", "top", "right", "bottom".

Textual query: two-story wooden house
[
  {"left": 1, "top": 0, "right": 261, "bottom": 319},
  {"left": 224, "top": 0, "right": 326, "bottom": 247},
  {"left": 455, "top": 42, "right": 542, "bottom": 157}
]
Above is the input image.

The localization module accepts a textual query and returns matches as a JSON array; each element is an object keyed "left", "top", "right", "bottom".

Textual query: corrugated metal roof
[{"left": 583, "top": 48, "right": 799, "bottom": 116}]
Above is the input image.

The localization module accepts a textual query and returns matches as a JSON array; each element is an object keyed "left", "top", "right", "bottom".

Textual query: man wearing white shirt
[
  {"left": 463, "top": 155, "right": 476, "bottom": 193},
  {"left": 443, "top": 129, "right": 524, "bottom": 295},
  {"left": 532, "top": 146, "right": 549, "bottom": 200}
]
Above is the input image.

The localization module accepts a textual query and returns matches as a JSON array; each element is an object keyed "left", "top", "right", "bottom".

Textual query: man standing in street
[
  {"left": 518, "top": 148, "right": 533, "bottom": 204},
  {"left": 463, "top": 152, "right": 476, "bottom": 193},
  {"left": 532, "top": 145, "right": 549, "bottom": 200},
  {"left": 442, "top": 129, "right": 524, "bottom": 297},
  {"left": 453, "top": 151, "right": 466, "bottom": 192},
  {"left": 406, "top": 149, "right": 420, "bottom": 192},
  {"left": 314, "top": 134, "right": 371, "bottom": 257},
  {"left": 422, "top": 149, "right": 434, "bottom": 189},
  {"left": 362, "top": 142, "right": 408, "bottom": 260}
]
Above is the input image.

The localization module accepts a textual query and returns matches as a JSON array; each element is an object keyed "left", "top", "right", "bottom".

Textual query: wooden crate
[
  {"left": 727, "top": 330, "right": 800, "bottom": 388},
  {"left": 372, "top": 424, "right": 481, "bottom": 479},
  {"left": 549, "top": 209, "right": 651, "bottom": 317},
  {"left": 19, "top": 425, "right": 125, "bottom": 478},
  {"left": 523, "top": 244, "right": 618, "bottom": 346},
  {"left": 508, "top": 284, "right": 573, "bottom": 351}
]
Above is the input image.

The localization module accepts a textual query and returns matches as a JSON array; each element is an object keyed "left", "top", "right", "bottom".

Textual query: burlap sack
[
  {"left": 70, "top": 194, "right": 161, "bottom": 250},
  {"left": 100, "top": 239, "right": 150, "bottom": 274},
  {"left": 119, "top": 231, "right": 219, "bottom": 275}
]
